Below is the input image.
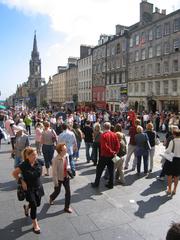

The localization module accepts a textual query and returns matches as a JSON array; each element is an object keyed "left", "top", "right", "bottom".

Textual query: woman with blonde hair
[
  {"left": 49, "top": 143, "right": 72, "bottom": 213},
  {"left": 12, "top": 147, "right": 44, "bottom": 234},
  {"left": 41, "top": 121, "right": 57, "bottom": 176},
  {"left": 144, "top": 122, "right": 159, "bottom": 172},
  {"left": 135, "top": 125, "right": 150, "bottom": 176}
]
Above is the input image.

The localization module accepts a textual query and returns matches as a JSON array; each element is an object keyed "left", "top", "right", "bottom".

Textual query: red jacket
[{"left": 100, "top": 131, "right": 120, "bottom": 157}]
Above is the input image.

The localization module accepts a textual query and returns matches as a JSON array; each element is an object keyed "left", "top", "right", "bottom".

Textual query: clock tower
[{"left": 27, "top": 32, "right": 43, "bottom": 107}]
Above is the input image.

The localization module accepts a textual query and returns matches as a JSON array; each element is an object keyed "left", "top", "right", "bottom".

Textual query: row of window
[
  {"left": 106, "top": 72, "right": 126, "bottom": 84},
  {"left": 129, "top": 79, "right": 178, "bottom": 95},
  {"left": 78, "top": 57, "right": 92, "bottom": 67},
  {"left": 129, "top": 59, "right": 179, "bottom": 79},
  {"left": 130, "top": 39, "right": 180, "bottom": 62},
  {"left": 78, "top": 92, "right": 92, "bottom": 102},
  {"left": 78, "top": 81, "right": 92, "bottom": 90},
  {"left": 78, "top": 69, "right": 92, "bottom": 79},
  {"left": 130, "top": 18, "right": 180, "bottom": 48}
]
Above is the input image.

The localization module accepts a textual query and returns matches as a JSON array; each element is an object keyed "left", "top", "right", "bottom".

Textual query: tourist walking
[
  {"left": 12, "top": 147, "right": 44, "bottom": 234},
  {"left": 49, "top": 143, "right": 72, "bottom": 213}
]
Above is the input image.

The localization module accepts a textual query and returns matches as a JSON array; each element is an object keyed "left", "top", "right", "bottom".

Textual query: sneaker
[
  {"left": 145, "top": 173, "right": 149, "bottom": 179},
  {"left": 156, "top": 176, "right": 165, "bottom": 181}
]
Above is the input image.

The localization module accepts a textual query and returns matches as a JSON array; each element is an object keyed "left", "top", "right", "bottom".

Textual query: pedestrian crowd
[{"left": 0, "top": 107, "right": 180, "bottom": 235}]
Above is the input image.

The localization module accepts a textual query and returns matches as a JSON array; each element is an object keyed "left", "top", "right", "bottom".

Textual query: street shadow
[
  {"left": 38, "top": 203, "right": 64, "bottom": 220},
  {"left": 0, "top": 217, "right": 32, "bottom": 240},
  {"left": 0, "top": 180, "right": 17, "bottom": 191},
  {"left": 141, "top": 179, "right": 166, "bottom": 196},
  {"left": 124, "top": 173, "right": 144, "bottom": 186},
  {"left": 76, "top": 163, "right": 94, "bottom": 171},
  {"left": 0, "top": 150, "right": 12, "bottom": 154},
  {"left": 79, "top": 168, "right": 96, "bottom": 176},
  {"left": 145, "top": 170, "right": 162, "bottom": 179},
  {"left": 134, "top": 194, "right": 171, "bottom": 218}
]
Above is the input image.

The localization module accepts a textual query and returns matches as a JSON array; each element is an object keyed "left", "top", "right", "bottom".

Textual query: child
[
  {"left": 114, "top": 132, "right": 127, "bottom": 185},
  {"left": 49, "top": 143, "right": 72, "bottom": 213}
]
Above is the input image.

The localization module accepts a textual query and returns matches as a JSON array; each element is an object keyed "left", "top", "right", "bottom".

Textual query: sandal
[
  {"left": 165, "top": 190, "right": 171, "bottom": 195},
  {"left": 171, "top": 191, "right": 176, "bottom": 196},
  {"left": 32, "top": 227, "right": 41, "bottom": 234},
  {"left": 23, "top": 205, "right": 29, "bottom": 217}
]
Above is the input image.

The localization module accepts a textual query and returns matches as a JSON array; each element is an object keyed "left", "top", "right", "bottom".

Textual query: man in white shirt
[{"left": 58, "top": 123, "right": 77, "bottom": 176}]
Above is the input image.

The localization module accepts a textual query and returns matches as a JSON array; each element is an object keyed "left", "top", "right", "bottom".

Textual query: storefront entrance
[{"left": 162, "top": 100, "right": 178, "bottom": 113}]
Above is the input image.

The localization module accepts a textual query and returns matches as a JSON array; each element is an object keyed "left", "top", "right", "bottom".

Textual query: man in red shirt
[
  {"left": 124, "top": 119, "right": 140, "bottom": 170},
  {"left": 91, "top": 122, "right": 120, "bottom": 189}
]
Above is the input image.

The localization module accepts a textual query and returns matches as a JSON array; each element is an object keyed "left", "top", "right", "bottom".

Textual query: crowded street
[{"left": 0, "top": 126, "right": 180, "bottom": 240}]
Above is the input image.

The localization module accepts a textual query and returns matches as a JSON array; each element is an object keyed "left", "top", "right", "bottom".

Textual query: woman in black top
[{"left": 12, "top": 147, "right": 44, "bottom": 234}]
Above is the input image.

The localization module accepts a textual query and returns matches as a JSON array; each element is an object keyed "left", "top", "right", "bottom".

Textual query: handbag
[
  {"left": 160, "top": 140, "right": 175, "bottom": 162},
  {"left": 17, "top": 184, "right": 25, "bottom": 201},
  {"left": 160, "top": 152, "right": 174, "bottom": 162},
  {"left": 112, "top": 155, "right": 121, "bottom": 163}
]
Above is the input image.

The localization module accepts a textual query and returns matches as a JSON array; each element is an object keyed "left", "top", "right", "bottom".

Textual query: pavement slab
[{"left": 0, "top": 131, "right": 180, "bottom": 239}]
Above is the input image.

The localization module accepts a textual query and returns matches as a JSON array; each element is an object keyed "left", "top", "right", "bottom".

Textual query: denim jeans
[
  {"left": 137, "top": 154, "right": 148, "bottom": 173},
  {"left": 85, "top": 142, "right": 93, "bottom": 162},
  {"left": 42, "top": 144, "right": 54, "bottom": 169},
  {"left": 14, "top": 156, "right": 23, "bottom": 168},
  {"left": 69, "top": 154, "right": 76, "bottom": 176},
  {"left": 73, "top": 141, "right": 81, "bottom": 159}
]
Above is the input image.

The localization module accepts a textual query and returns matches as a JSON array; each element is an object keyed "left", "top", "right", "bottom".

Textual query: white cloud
[{"left": 1, "top": 0, "right": 180, "bottom": 81}]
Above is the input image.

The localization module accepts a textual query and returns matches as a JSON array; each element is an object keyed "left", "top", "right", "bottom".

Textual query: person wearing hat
[{"left": 13, "top": 127, "right": 30, "bottom": 168}]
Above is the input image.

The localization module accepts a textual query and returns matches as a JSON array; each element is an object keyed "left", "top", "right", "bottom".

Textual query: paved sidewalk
[{"left": 0, "top": 134, "right": 180, "bottom": 240}]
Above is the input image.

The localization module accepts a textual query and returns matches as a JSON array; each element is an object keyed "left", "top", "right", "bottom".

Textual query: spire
[
  {"left": 33, "top": 30, "right": 38, "bottom": 53},
  {"left": 31, "top": 30, "right": 39, "bottom": 58}
]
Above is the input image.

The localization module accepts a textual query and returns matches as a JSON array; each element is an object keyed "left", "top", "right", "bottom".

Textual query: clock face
[{"left": 142, "top": 12, "right": 152, "bottom": 23}]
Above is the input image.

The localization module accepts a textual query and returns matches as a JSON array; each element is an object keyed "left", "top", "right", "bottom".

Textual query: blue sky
[{"left": 0, "top": 0, "right": 179, "bottom": 100}]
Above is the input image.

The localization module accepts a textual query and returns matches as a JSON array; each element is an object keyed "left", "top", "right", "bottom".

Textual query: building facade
[
  {"left": 66, "top": 58, "right": 78, "bottom": 104},
  {"left": 78, "top": 46, "right": 92, "bottom": 110},
  {"left": 92, "top": 35, "right": 109, "bottom": 110},
  {"left": 52, "top": 67, "right": 67, "bottom": 105},
  {"left": 106, "top": 32, "right": 128, "bottom": 112},
  {"left": 128, "top": 0, "right": 180, "bottom": 112}
]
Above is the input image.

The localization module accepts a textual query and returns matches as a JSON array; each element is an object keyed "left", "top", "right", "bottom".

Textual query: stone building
[
  {"left": 78, "top": 45, "right": 93, "bottom": 110},
  {"left": 66, "top": 58, "right": 78, "bottom": 105},
  {"left": 106, "top": 29, "right": 128, "bottom": 112},
  {"left": 52, "top": 66, "right": 67, "bottom": 106},
  {"left": 92, "top": 35, "right": 109, "bottom": 110},
  {"left": 128, "top": 0, "right": 180, "bottom": 112}
]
